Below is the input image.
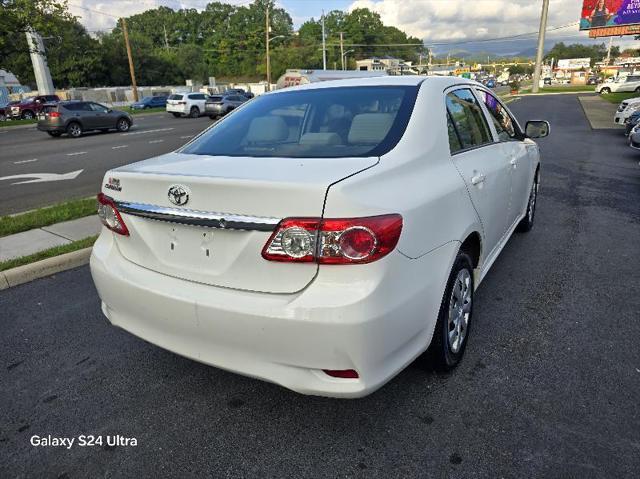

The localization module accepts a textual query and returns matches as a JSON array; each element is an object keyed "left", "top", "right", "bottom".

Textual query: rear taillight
[
  {"left": 178, "top": 101, "right": 186, "bottom": 105},
  {"left": 262, "top": 214, "right": 402, "bottom": 265},
  {"left": 49, "top": 111, "right": 61, "bottom": 118},
  {"left": 97, "top": 193, "right": 129, "bottom": 236}
]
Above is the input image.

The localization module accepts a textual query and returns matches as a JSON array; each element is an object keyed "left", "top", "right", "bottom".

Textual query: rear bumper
[
  {"left": 90, "top": 231, "right": 457, "bottom": 398},
  {"left": 205, "top": 104, "right": 225, "bottom": 115},
  {"left": 37, "top": 122, "right": 64, "bottom": 132},
  {"left": 166, "top": 105, "right": 188, "bottom": 114}
]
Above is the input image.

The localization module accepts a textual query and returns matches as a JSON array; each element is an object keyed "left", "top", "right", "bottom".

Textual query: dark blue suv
[{"left": 130, "top": 96, "right": 168, "bottom": 110}]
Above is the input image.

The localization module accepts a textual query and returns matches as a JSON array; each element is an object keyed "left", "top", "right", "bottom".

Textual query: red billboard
[{"left": 580, "top": 0, "right": 640, "bottom": 33}]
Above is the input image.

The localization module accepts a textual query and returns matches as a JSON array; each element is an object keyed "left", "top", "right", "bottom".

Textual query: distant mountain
[{"left": 429, "top": 35, "right": 605, "bottom": 59}]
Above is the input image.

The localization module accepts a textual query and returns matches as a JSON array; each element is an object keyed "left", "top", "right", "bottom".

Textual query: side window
[
  {"left": 90, "top": 103, "right": 108, "bottom": 112},
  {"left": 445, "top": 89, "right": 492, "bottom": 152},
  {"left": 77, "top": 103, "right": 93, "bottom": 111},
  {"left": 191, "top": 94, "right": 205, "bottom": 100},
  {"left": 477, "top": 90, "right": 516, "bottom": 141}
]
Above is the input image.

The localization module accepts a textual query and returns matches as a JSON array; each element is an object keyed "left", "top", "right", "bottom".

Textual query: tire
[
  {"left": 172, "top": 112, "right": 181, "bottom": 118},
  {"left": 116, "top": 117, "right": 130, "bottom": 132},
  {"left": 209, "top": 115, "right": 217, "bottom": 120},
  {"left": 636, "top": 87, "right": 640, "bottom": 93},
  {"left": 517, "top": 174, "right": 539, "bottom": 233},
  {"left": 47, "top": 131, "right": 62, "bottom": 137},
  {"left": 427, "top": 252, "right": 474, "bottom": 371},
  {"left": 66, "top": 121, "right": 82, "bottom": 138},
  {"left": 189, "top": 106, "right": 200, "bottom": 118},
  {"left": 22, "top": 110, "right": 34, "bottom": 120},
  {"left": 600, "top": 87, "right": 611, "bottom": 94}
]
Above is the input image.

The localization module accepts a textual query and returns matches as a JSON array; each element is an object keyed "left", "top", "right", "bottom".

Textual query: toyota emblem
[{"left": 168, "top": 185, "right": 190, "bottom": 206}]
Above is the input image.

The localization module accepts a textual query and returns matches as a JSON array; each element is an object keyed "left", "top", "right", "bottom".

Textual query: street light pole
[
  {"left": 532, "top": 0, "right": 550, "bottom": 93},
  {"left": 321, "top": 10, "right": 327, "bottom": 70},
  {"left": 266, "top": 2, "right": 271, "bottom": 92},
  {"left": 340, "top": 32, "right": 345, "bottom": 70}
]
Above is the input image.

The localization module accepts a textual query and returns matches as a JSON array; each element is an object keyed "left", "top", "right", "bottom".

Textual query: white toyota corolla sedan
[{"left": 91, "top": 76, "right": 549, "bottom": 398}]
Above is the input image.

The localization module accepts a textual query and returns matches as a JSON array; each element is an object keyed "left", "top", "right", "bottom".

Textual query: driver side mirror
[{"left": 525, "top": 120, "right": 550, "bottom": 139}]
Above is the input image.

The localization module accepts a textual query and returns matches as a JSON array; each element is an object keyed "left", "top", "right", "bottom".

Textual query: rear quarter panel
[{"left": 322, "top": 81, "right": 483, "bottom": 260}]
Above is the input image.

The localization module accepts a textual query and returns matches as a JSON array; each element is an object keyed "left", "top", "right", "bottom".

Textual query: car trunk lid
[{"left": 103, "top": 152, "right": 377, "bottom": 293}]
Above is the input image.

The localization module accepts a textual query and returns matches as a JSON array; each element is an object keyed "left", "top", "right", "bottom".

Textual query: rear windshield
[
  {"left": 169, "top": 94, "right": 183, "bottom": 100},
  {"left": 181, "top": 86, "right": 418, "bottom": 158}
]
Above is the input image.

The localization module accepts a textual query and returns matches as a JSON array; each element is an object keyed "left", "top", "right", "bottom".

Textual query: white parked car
[
  {"left": 596, "top": 75, "right": 640, "bottom": 94},
  {"left": 91, "top": 77, "right": 548, "bottom": 398},
  {"left": 614, "top": 97, "right": 640, "bottom": 126},
  {"left": 166, "top": 92, "right": 208, "bottom": 118}
]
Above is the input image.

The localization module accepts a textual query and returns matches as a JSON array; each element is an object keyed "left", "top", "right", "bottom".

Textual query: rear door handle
[
  {"left": 510, "top": 158, "right": 517, "bottom": 167},
  {"left": 471, "top": 173, "right": 486, "bottom": 185}
]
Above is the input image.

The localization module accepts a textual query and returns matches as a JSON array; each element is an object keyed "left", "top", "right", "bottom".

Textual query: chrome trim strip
[{"left": 115, "top": 201, "right": 281, "bottom": 232}]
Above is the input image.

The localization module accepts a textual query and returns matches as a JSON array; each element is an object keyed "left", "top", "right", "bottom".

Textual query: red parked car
[{"left": 8, "top": 94, "right": 60, "bottom": 120}]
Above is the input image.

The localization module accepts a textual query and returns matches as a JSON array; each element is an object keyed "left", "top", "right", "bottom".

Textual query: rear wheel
[
  {"left": 189, "top": 106, "right": 200, "bottom": 118},
  {"left": 600, "top": 87, "right": 611, "bottom": 94},
  {"left": 47, "top": 131, "right": 62, "bottom": 137},
  {"left": 636, "top": 87, "right": 640, "bottom": 93},
  {"left": 172, "top": 112, "right": 181, "bottom": 118},
  {"left": 427, "top": 252, "right": 474, "bottom": 371},
  {"left": 66, "top": 121, "right": 82, "bottom": 138},
  {"left": 209, "top": 115, "right": 217, "bottom": 120},
  {"left": 517, "top": 174, "right": 539, "bottom": 233},
  {"left": 116, "top": 117, "right": 130, "bottom": 132},
  {"left": 22, "top": 110, "right": 34, "bottom": 120}
]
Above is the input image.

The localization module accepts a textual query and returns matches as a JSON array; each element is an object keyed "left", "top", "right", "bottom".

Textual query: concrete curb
[
  {"left": 0, "top": 247, "right": 92, "bottom": 291},
  {"left": 0, "top": 122, "right": 37, "bottom": 131}
]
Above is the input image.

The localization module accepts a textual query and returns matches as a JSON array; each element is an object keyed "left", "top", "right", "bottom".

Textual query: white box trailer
[{"left": 276, "top": 69, "right": 388, "bottom": 90}]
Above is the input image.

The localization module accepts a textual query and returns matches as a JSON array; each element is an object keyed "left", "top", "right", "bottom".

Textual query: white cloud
[{"left": 347, "top": 0, "right": 586, "bottom": 43}]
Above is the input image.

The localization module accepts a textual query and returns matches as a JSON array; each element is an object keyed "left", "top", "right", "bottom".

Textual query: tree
[{"left": 544, "top": 42, "right": 620, "bottom": 66}]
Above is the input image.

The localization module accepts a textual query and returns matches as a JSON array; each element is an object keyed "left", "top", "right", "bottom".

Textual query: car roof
[{"left": 268, "top": 75, "right": 480, "bottom": 94}]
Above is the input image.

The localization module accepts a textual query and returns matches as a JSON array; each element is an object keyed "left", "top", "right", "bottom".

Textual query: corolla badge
[{"left": 168, "top": 184, "right": 190, "bottom": 206}]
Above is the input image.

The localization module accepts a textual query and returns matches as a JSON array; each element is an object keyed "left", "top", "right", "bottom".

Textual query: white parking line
[
  {"left": 123, "top": 127, "right": 174, "bottom": 136},
  {"left": 66, "top": 151, "right": 88, "bottom": 156},
  {"left": 14, "top": 158, "right": 38, "bottom": 164},
  {"left": 180, "top": 135, "right": 193, "bottom": 139},
  {"left": 112, "top": 145, "right": 128, "bottom": 149},
  {"left": 149, "top": 139, "right": 164, "bottom": 144}
]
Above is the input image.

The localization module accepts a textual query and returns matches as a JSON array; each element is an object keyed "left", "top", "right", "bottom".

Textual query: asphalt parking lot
[
  {"left": 0, "top": 114, "right": 212, "bottom": 215},
  {"left": 1, "top": 94, "right": 639, "bottom": 478}
]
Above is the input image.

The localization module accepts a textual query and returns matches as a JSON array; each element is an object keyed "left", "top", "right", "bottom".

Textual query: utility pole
[
  {"left": 321, "top": 10, "right": 327, "bottom": 70},
  {"left": 25, "top": 30, "right": 54, "bottom": 95},
  {"left": 532, "top": 0, "right": 550, "bottom": 93},
  {"left": 121, "top": 18, "right": 139, "bottom": 102},
  {"left": 605, "top": 36, "right": 613, "bottom": 65},
  {"left": 266, "top": 2, "right": 271, "bottom": 91},
  {"left": 340, "top": 32, "right": 345, "bottom": 70}
]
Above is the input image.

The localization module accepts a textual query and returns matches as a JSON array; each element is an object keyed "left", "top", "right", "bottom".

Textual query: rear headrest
[
  {"left": 348, "top": 113, "right": 395, "bottom": 145},
  {"left": 246, "top": 116, "right": 288, "bottom": 143},
  {"left": 299, "top": 133, "right": 342, "bottom": 146}
]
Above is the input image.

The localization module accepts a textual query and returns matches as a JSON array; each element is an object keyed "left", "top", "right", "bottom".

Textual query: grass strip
[
  {"left": 0, "top": 198, "right": 96, "bottom": 238},
  {"left": 0, "top": 235, "right": 97, "bottom": 272},
  {"left": 600, "top": 92, "right": 640, "bottom": 104}
]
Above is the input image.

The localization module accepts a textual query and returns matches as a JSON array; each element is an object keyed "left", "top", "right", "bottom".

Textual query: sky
[{"left": 67, "top": 0, "right": 637, "bottom": 52}]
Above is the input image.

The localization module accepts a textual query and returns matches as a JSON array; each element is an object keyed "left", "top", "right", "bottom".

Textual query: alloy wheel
[
  {"left": 117, "top": 119, "right": 129, "bottom": 131},
  {"left": 68, "top": 123, "right": 81, "bottom": 137},
  {"left": 447, "top": 268, "right": 472, "bottom": 354}
]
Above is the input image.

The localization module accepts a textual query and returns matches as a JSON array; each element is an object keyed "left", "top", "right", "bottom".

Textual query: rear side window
[
  {"left": 181, "top": 86, "right": 419, "bottom": 159},
  {"left": 63, "top": 103, "right": 82, "bottom": 111},
  {"left": 446, "top": 89, "right": 492, "bottom": 153},
  {"left": 169, "top": 94, "right": 183, "bottom": 100},
  {"left": 189, "top": 94, "right": 205, "bottom": 100}
]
